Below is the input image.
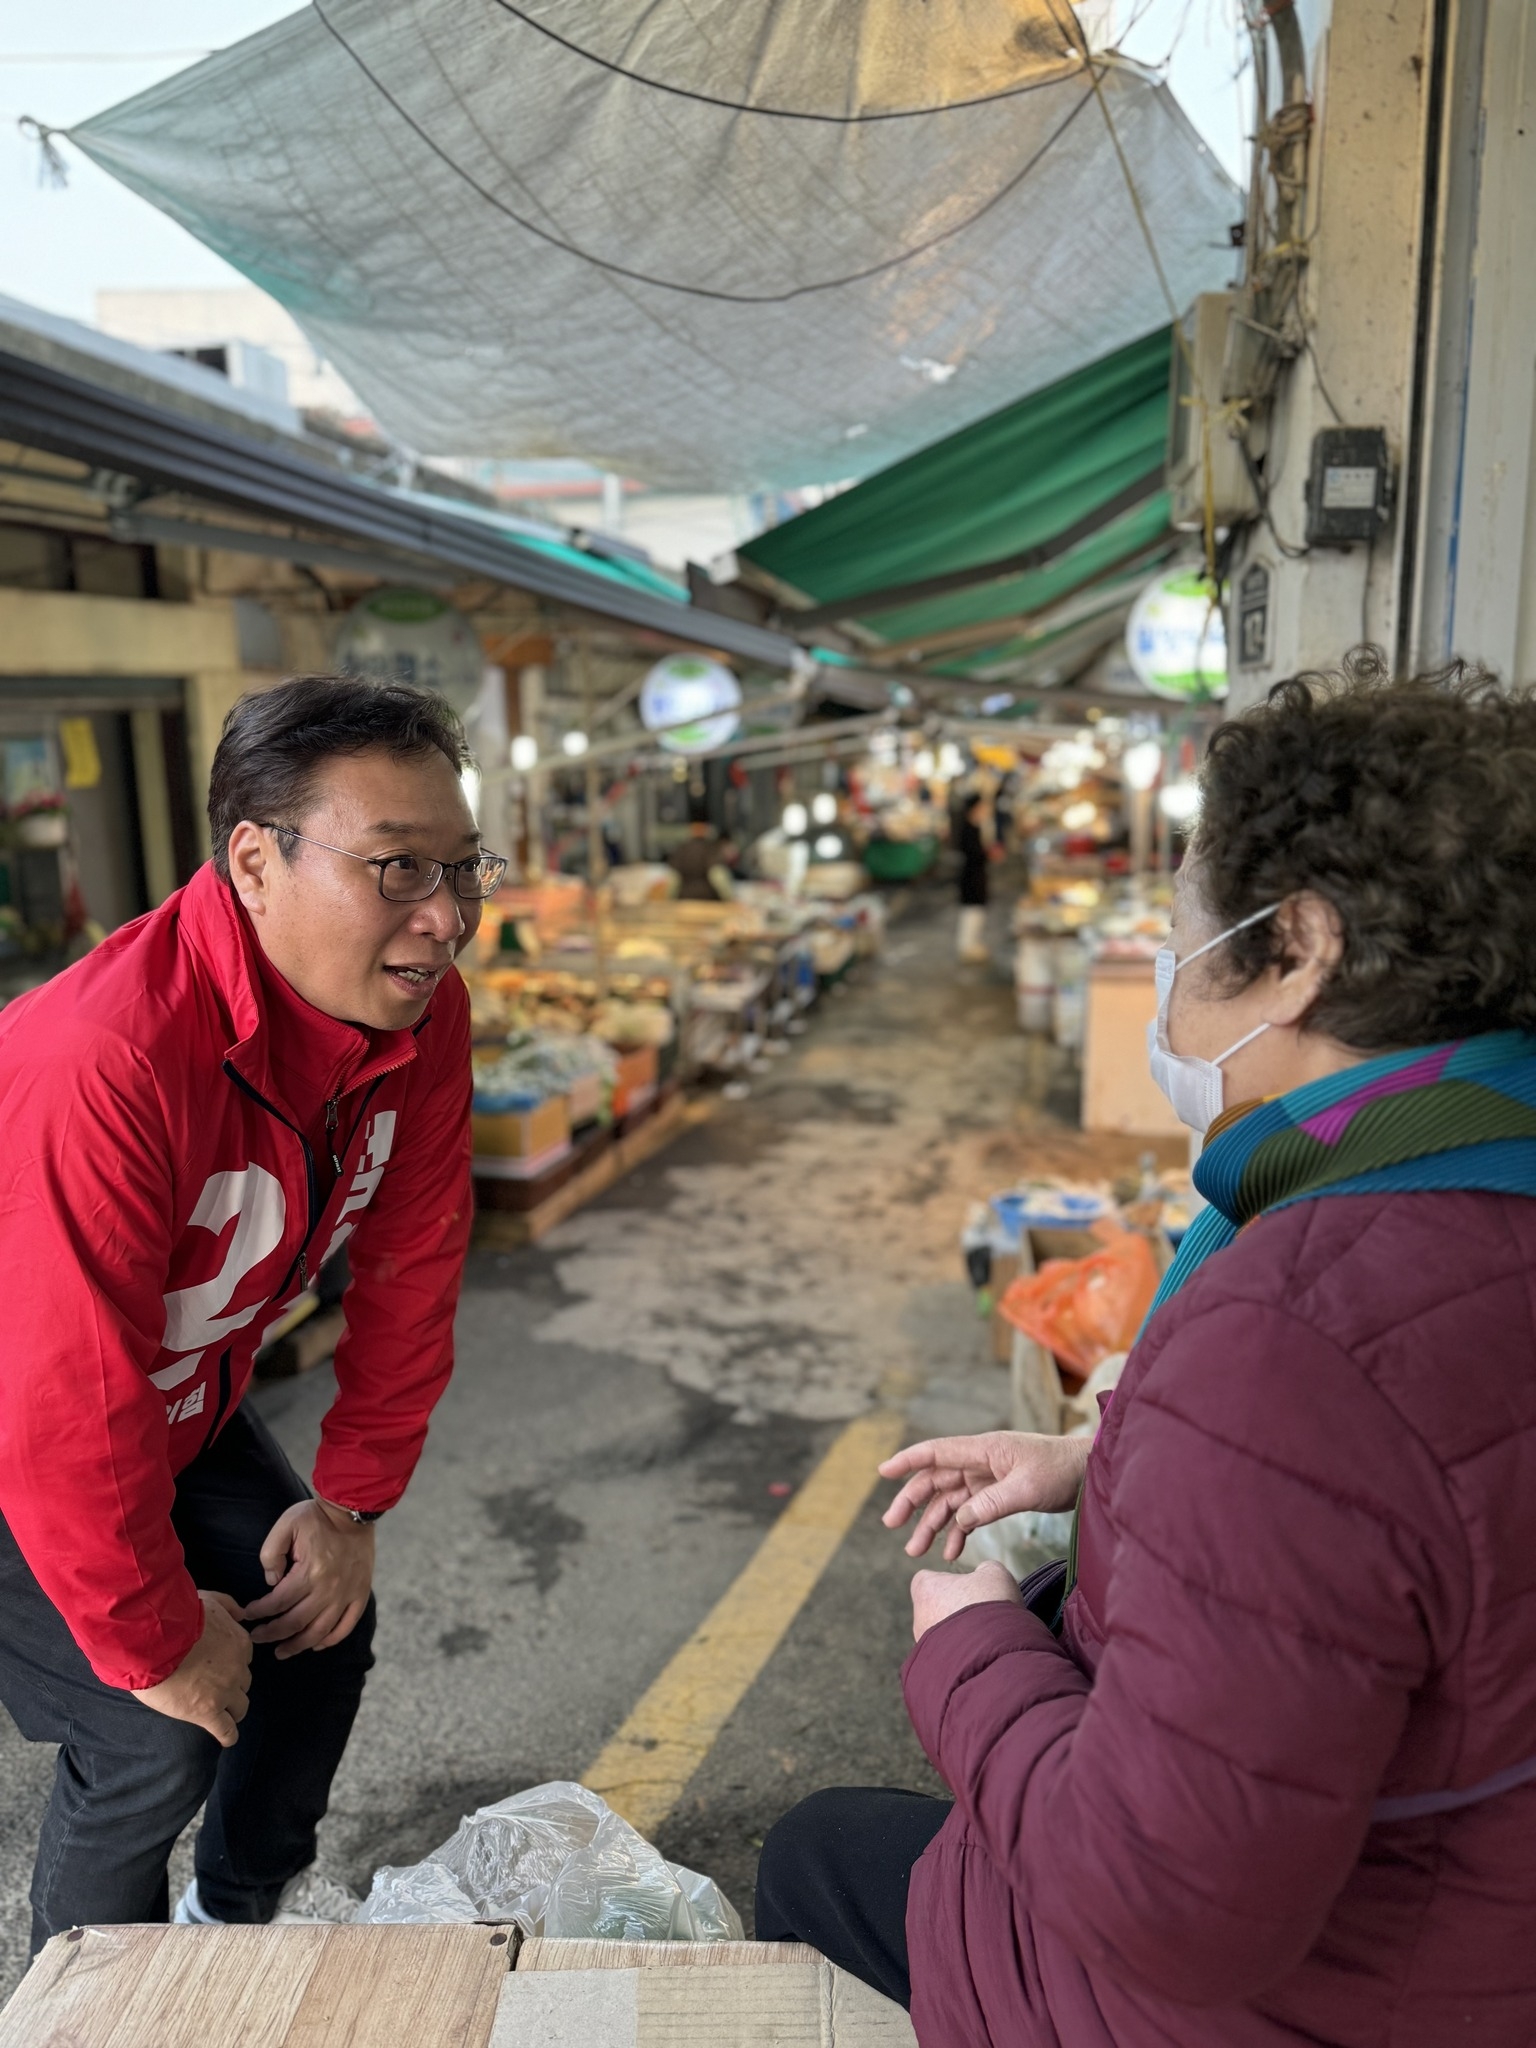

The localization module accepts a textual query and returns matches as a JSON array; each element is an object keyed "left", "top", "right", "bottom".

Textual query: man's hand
[
  {"left": 131, "top": 1590, "right": 252, "bottom": 1747},
  {"left": 881, "top": 1431, "right": 1091, "bottom": 1561},
  {"left": 242, "top": 1499, "right": 375, "bottom": 1659},
  {"left": 911, "top": 1561, "right": 1022, "bottom": 1642}
]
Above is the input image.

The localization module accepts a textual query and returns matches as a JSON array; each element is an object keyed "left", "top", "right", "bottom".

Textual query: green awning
[{"left": 739, "top": 326, "right": 1174, "bottom": 661}]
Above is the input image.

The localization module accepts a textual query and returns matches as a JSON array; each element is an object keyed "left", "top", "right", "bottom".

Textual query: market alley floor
[{"left": 0, "top": 880, "right": 1171, "bottom": 1993}]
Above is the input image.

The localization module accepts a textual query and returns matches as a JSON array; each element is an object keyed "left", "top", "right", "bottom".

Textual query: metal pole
[{"left": 579, "top": 635, "right": 611, "bottom": 999}]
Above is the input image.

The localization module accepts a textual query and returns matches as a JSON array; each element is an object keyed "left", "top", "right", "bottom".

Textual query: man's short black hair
[{"left": 207, "top": 673, "right": 470, "bottom": 879}]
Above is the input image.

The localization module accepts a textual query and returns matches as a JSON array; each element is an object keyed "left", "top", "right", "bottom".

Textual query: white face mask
[{"left": 1147, "top": 904, "right": 1280, "bottom": 1133}]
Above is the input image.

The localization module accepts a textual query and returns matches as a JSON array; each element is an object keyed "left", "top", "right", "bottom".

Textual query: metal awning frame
[{"left": 0, "top": 343, "right": 800, "bottom": 670}]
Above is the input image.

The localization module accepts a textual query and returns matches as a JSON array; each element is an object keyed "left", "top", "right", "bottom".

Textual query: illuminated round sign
[
  {"left": 335, "top": 589, "right": 483, "bottom": 714},
  {"left": 1126, "top": 572, "right": 1228, "bottom": 702},
  {"left": 639, "top": 654, "right": 742, "bottom": 755}
]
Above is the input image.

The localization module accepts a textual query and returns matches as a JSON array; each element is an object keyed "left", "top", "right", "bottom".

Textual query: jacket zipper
[
  {"left": 200, "top": 1346, "right": 234, "bottom": 1454},
  {"left": 222, "top": 1060, "right": 323, "bottom": 1295},
  {"left": 221, "top": 1033, "right": 425, "bottom": 1296}
]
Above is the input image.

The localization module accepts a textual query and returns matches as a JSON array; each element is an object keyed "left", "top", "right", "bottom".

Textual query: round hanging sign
[
  {"left": 1125, "top": 571, "right": 1228, "bottom": 702},
  {"left": 334, "top": 589, "right": 483, "bottom": 714},
  {"left": 639, "top": 654, "right": 742, "bottom": 754}
]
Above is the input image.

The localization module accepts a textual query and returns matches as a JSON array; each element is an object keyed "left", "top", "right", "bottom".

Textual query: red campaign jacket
[
  {"left": 0, "top": 863, "right": 472, "bottom": 1691},
  {"left": 902, "top": 1192, "right": 1536, "bottom": 2048}
]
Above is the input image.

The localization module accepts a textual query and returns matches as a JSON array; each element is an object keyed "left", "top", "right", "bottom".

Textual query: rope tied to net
[{"left": 17, "top": 116, "right": 70, "bottom": 188}]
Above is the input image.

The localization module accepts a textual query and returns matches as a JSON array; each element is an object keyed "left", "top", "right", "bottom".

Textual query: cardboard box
[
  {"left": 472, "top": 1095, "right": 572, "bottom": 1165},
  {"left": 497, "top": 1938, "right": 916, "bottom": 2047},
  {"left": 0, "top": 1927, "right": 915, "bottom": 2048},
  {"left": 610, "top": 1044, "right": 659, "bottom": 1120}
]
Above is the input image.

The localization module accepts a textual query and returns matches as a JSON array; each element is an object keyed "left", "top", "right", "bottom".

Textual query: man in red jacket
[{"left": 0, "top": 673, "right": 498, "bottom": 1950}]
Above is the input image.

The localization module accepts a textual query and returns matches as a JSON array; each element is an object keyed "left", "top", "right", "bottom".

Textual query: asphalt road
[{"left": 0, "top": 878, "right": 1157, "bottom": 1995}]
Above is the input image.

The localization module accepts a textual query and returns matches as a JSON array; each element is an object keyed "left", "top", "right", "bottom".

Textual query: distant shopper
[
  {"left": 759, "top": 650, "right": 1536, "bottom": 2046},
  {"left": 0, "top": 675, "right": 496, "bottom": 1950},
  {"left": 668, "top": 804, "right": 736, "bottom": 901},
  {"left": 955, "top": 791, "right": 990, "bottom": 962}
]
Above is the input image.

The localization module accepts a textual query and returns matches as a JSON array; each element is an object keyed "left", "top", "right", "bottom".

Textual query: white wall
[{"left": 95, "top": 286, "right": 363, "bottom": 417}]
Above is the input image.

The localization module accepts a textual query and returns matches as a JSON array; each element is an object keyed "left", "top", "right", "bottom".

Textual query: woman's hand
[
  {"left": 911, "top": 1561, "right": 1022, "bottom": 1641},
  {"left": 881, "top": 1431, "right": 1091, "bottom": 1561}
]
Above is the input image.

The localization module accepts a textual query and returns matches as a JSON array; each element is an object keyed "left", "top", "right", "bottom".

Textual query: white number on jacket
[{"left": 153, "top": 1165, "right": 287, "bottom": 1387}]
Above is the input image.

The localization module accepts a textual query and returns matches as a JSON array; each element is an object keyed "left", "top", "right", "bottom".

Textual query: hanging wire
[
  {"left": 1082, "top": 60, "right": 1224, "bottom": 581},
  {"left": 484, "top": 0, "right": 1085, "bottom": 122},
  {"left": 310, "top": 0, "right": 1098, "bottom": 306}
]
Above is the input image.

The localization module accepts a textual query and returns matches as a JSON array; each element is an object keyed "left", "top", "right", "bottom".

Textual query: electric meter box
[
  {"left": 1166, "top": 293, "right": 1261, "bottom": 533},
  {"left": 1305, "top": 427, "right": 1393, "bottom": 546}
]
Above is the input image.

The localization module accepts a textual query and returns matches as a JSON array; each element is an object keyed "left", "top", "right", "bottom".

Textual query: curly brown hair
[{"left": 1190, "top": 646, "right": 1536, "bottom": 1049}]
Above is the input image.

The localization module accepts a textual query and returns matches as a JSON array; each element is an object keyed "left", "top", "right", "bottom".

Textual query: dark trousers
[
  {"left": 755, "top": 1786, "right": 952, "bottom": 2009},
  {"left": 0, "top": 1405, "right": 375, "bottom": 1954}
]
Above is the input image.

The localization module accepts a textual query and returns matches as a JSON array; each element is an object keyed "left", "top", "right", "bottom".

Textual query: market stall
[{"left": 459, "top": 868, "right": 886, "bottom": 1239}]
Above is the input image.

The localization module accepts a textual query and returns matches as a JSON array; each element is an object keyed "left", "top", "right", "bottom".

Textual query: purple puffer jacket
[{"left": 902, "top": 1191, "right": 1536, "bottom": 2048}]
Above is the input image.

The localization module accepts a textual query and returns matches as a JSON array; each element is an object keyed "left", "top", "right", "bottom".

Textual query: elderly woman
[{"left": 756, "top": 654, "right": 1536, "bottom": 2047}]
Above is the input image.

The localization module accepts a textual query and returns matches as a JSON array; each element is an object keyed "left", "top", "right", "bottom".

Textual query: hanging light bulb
[
  {"left": 1061, "top": 800, "right": 1097, "bottom": 831},
  {"left": 561, "top": 730, "right": 590, "bottom": 758},
  {"left": 913, "top": 749, "right": 937, "bottom": 780},
  {"left": 937, "top": 741, "right": 965, "bottom": 780},
  {"left": 510, "top": 735, "right": 538, "bottom": 772},
  {"left": 782, "top": 802, "right": 809, "bottom": 838},
  {"left": 1121, "top": 740, "right": 1163, "bottom": 791},
  {"left": 814, "top": 834, "right": 842, "bottom": 859},
  {"left": 812, "top": 792, "right": 838, "bottom": 825}
]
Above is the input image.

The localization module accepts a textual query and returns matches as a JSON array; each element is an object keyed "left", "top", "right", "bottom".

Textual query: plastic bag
[
  {"left": 998, "top": 1232, "right": 1159, "bottom": 1375},
  {"left": 353, "top": 1781, "right": 743, "bottom": 1942}
]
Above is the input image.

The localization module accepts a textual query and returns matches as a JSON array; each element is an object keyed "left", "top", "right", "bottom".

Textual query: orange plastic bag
[{"left": 998, "top": 1232, "right": 1159, "bottom": 1375}]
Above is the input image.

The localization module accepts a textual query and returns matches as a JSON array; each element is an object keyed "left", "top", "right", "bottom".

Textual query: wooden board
[
  {"left": 472, "top": 1089, "right": 707, "bottom": 1248},
  {"left": 0, "top": 1924, "right": 514, "bottom": 2048}
]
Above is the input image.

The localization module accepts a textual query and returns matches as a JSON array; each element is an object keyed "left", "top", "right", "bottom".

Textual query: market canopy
[
  {"left": 67, "top": 0, "right": 1236, "bottom": 492},
  {"left": 737, "top": 325, "right": 1181, "bottom": 681}
]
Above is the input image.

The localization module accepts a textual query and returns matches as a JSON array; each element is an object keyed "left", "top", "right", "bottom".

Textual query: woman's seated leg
[{"left": 754, "top": 1786, "right": 951, "bottom": 2009}]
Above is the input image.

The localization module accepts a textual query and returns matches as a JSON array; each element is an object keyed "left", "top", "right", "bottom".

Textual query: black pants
[
  {"left": 0, "top": 1406, "right": 375, "bottom": 1954},
  {"left": 755, "top": 1786, "right": 952, "bottom": 2009}
]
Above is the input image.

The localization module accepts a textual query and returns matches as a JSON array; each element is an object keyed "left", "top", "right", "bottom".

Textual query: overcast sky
[{"left": 0, "top": 0, "right": 1253, "bottom": 326}]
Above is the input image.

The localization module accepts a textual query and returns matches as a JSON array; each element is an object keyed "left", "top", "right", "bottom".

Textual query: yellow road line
[{"left": 583, "top": 1407, "right": 907, "bottom": 1838}]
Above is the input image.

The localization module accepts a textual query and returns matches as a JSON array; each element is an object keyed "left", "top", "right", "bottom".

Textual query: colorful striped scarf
[
  {"left": 1061, "top": 1031, "right": 1536, "bottom": 1603},
  {"left": 1149, "top": 1029, "right": 1536, "bottom": 1324}
]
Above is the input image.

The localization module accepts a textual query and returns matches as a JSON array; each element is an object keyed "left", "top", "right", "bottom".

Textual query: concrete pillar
[{"left": 1226, "top": 1, "right": 1438, "bottom": 708}]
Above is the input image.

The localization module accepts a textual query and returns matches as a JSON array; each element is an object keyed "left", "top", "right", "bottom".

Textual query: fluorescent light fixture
[
  {"left": 782, "top": 802, "right": 809, "bottom": 837},
  {"left": 811, "top": 792, "right": 838, "bottom": 825},
  {"left": 1121, "top": 740, "right": 1163, "bottom": 791},
  {"left": 510, "top": 735, "right": 538, "bottom": 772},
  {"left": 561, "top": 730, "right": 590, "bottom": 758}
]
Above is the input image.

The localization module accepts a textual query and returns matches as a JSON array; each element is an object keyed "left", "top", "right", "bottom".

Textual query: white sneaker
[
  {"left": 271, "top": 1868, "right": 361, "bottom": 1924},
  {"left": 172, "top": 1879, "right": 219, "bottom": 1925},
  {"left": 172, "top": 1868, "right": 359, "bottom": 1927}
]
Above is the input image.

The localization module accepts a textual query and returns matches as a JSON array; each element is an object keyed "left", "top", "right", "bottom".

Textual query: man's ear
[{"left": 226, "top": 822, "right": 271, "bottom": 916}]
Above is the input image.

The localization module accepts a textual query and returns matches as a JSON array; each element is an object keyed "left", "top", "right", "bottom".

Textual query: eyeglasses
[{"left": 258, "top": 825, "right": 508, "bottom": 902}]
